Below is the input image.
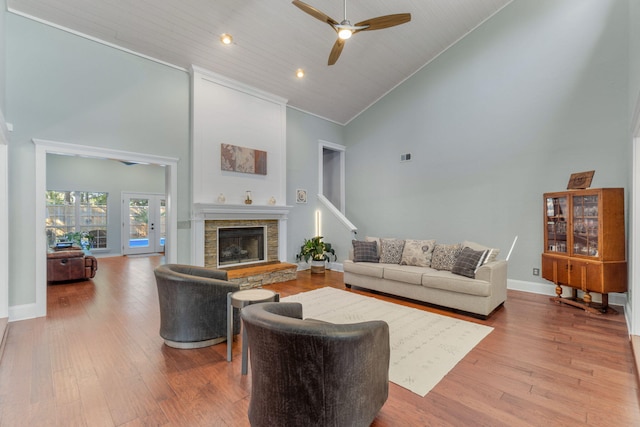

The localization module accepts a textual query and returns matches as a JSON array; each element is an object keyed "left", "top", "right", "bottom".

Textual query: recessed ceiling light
[
  {"left": 220, "top": 33, "right": 233, "bottom": 45},
  {"left": 296, "top": 68, "right": 305, "bottom": 78}
]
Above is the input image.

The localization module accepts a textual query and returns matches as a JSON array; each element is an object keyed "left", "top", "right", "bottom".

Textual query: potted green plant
[
  {"left": 296, "top": 236, "right": 336, "bottom": 274},
  {"left": 64, "top": 231, "right": 94, "bottom": 251}
]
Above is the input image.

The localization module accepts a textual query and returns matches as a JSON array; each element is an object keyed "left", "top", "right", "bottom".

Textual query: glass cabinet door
[
  {"left": 546, "top": 196, "right": 568, "bottom": 253},
  {"left": 572, "top": 194, "right": 599, "bottom": 257}
]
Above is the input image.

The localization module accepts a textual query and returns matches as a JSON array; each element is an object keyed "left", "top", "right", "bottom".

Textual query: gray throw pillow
[
  {"left": 452, "top": 247, "right": 488, "bottom": 278},
  {"left": 352, "top": 240, "right": 379, "bottom": 263},
  {"left": 431, "top": 243, "right": 463, "bottom": 271},
  {"left": 379, "top": 238, "right": 405, "bottom": 264},
  {"left": 462, "top": 241, "right": 500, "bottom": 264}
]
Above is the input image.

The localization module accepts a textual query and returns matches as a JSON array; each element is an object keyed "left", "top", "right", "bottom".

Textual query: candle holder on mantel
[{"left": 244, "top": 191, "right": 253, "bottom": 205}]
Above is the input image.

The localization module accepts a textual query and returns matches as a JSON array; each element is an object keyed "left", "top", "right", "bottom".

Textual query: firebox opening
[{"left": 218, "top": 226, "right": 266, "bottom": 267}]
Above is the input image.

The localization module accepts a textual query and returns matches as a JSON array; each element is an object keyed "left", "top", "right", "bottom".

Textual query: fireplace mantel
[
  {"left": 191, "top": 203, "right": 291, "bottom": 266},
  {"left": 193, "top": 203, "right": 291, "bottom": 220}
]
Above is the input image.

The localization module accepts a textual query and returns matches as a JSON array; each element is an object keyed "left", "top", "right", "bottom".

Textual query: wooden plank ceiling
[{"left": 7, "top": 0, "right": 513, "bottom": 124}]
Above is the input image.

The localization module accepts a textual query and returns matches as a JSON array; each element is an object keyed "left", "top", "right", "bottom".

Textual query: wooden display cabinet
[{"left": 541, "top": 188, "right": 627, "bottom": 314}]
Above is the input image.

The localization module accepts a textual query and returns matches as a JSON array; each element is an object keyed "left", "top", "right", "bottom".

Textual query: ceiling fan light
[
  {"left": 220, "top": 33, "right": 233, "bottom": 45},
  {"left": 338, "top": 28, "right": 352, "bottom": 40}
]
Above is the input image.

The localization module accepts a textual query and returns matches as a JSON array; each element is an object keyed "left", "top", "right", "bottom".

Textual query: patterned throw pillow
[
  {"left": 451, "top": 247, "right": 488, "bottom": 278},
  {"left": 379, "top": 238, "right": 405, "bottom": 264},
  {"left": 400, "top": 239, "right": 436, "bottom": 267},
  {"left": 352, "top": 240, "right": 379, "bottom": 263},
  {"left": 431, "top": 243, "right": 463, "bottom": 271}
]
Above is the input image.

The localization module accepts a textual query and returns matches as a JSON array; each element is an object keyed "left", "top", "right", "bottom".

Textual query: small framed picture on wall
[{"left": 296, "top": 189, "right": 307, "bottom": 204}]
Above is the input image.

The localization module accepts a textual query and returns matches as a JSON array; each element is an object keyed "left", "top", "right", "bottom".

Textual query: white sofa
[{"left": 343, "top": 240, "right": 507, "bottom": 319}]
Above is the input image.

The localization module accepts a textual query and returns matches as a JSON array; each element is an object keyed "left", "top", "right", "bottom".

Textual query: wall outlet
[
  {"left": 400, "top": 153, "right": 412, "bottom": 162},
  {"left": 532, "top": 268, "right": 540, "bottom": 276}
]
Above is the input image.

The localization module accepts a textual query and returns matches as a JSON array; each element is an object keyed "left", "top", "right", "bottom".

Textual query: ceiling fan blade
[
  {"left": 292, "top": 0, "right": 339, "bottom": 26},
  {"left": 328, "top": 38, "right": 346, "bottom": 65},
  {"left": 354, "top": 13, "right": 411, "bottom": 32}
]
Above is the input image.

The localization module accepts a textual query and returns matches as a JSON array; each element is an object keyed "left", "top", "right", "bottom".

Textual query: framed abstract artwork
[{"left": 221, "top": 143, "right": 267, "bottom": 175}]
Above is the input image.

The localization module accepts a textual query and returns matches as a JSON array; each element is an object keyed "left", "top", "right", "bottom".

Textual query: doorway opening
[
  {"left": 34, "top": 139, "right": 178, "bottom": 318},
  {"left": 318, "top": 140, "right": 345, "bottom": 213}
]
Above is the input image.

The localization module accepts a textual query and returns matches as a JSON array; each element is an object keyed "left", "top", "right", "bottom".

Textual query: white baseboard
[
  {"left": 0, "top": 317, "right": 7, "bottom": 362},
  {"left": 508, "top": 279, "right": 556, "bottom": 296},
  {"left": 8, "top": 302, "right": 38, "bottom": 322},
  {"left": 296, "top": 262, "right": 344, "bottom": 272},
  {"left": 508, "top": 279, "right": 628, "bottom": 306},
  {"left": 329, "top": 262, "right": 343, "bottom": 272}
]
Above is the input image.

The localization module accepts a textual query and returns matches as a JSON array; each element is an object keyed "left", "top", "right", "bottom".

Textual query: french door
[{"left": 122, "top": 192, "right": 166, "bottom": 255}]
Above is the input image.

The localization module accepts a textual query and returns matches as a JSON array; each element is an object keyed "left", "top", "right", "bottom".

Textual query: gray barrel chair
[
  {"left": 154, "top": 264, "right": 241, "bottom": 349},
  {"left": 241, "top": 301, "right": 390, "bottom": 427}
]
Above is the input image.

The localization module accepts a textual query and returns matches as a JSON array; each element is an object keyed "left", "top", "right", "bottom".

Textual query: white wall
[
  {"left": 0, "top": 0, "right": 8, "bottom": 323},
  {"left": 345, "top": 0, "right": 629, "bottom": 293},
  {"left": 191, "top": 68, "right": 287, "bottom": 207},
  {"left": 286, "top": 108, "right": 346, "bottom": 262},
  {"left": 0, "top": 141, "right": 7, "bottom": 320},
  {"left": 322, "top": 148, "right": 342, "bottom": 209},
  {"left": 628, "top": 0, "right": 640, "bottom": 335}
]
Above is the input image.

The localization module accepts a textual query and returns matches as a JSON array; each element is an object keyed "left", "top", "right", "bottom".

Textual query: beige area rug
[{"left": 281, "top": 287, "right": 493, "bottom": 397}]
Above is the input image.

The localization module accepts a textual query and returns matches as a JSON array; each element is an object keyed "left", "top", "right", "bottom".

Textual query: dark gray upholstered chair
[
  {"left": 154, "top": 264, "right": 241, "bottom": 349},
  {"left": 241, "top": 302, "right": 390, "bottom": 427}
]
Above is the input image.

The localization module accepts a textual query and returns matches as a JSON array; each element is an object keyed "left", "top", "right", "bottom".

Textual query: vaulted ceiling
[{"left": 7, "top": 0, "right": 513, "bottom": 124}]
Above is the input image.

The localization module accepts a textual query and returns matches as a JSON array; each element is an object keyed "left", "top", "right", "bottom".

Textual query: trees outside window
[{"left": 46, "top": 191, "right": 108, "bottom": 249}]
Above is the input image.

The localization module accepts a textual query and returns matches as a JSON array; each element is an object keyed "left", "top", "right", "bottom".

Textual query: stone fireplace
[
  {"left": 192, "top": 203, "right": 290, "bottom": 270},
  {"left": 205, "top": 220, "right": 278, "bottom": 268}
]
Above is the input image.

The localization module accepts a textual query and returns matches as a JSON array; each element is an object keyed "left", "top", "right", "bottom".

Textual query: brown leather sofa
[
  {"left": 47, "top": 249, "right": 98, "bottom": 282},
  {"left": 241, "top": 301, "right": 390, "bottom": 427}
]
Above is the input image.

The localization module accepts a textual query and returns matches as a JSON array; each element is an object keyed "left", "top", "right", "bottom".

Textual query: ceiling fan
[{"left": 292, "top": 0, "right": 411, "bottom": 65}]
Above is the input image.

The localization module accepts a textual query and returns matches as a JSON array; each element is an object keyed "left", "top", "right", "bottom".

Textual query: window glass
[{"left": 46, "top": 191, "right": 108, "bottom": 249}]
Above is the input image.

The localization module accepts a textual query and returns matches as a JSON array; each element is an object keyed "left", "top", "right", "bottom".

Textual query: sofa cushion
[
  {"left": 421, "top": 270, "right": 491, "bottom": 297},
  {"left": 379, "top": 238, "right": 405, "bottom": 264},
  {"left": 352, "top": 240, "right": 379, "bottom": 263},
  {"left": 431, "top": 243, "right": 463, "bottom": 271},
  {"left": 462, "top": 241, "right": 500, "bottom": 264},
  {"left": 343, "top": 259, "right": 385, "bottom": 278},
  {"left": 451, "top": 247, "right": 488, "bottom": 278},
  {"left": 383, "top": 264, "right": 436, "bottom": 285},
  {"left": 400, "top": 239, "right": 436, "bottom": 267},
  {"left": 47, "top": 250, "right": 85, "bottom": 259}
]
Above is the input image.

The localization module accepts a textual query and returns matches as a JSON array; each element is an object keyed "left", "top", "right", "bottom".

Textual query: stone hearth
[{"left": 225, "top": 262, "right": 298, "bottom": 289}]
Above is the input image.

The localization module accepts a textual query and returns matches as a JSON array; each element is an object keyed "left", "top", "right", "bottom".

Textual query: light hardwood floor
[{"left": 0, "top": 255, "right": 639, "bottom": 426}]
